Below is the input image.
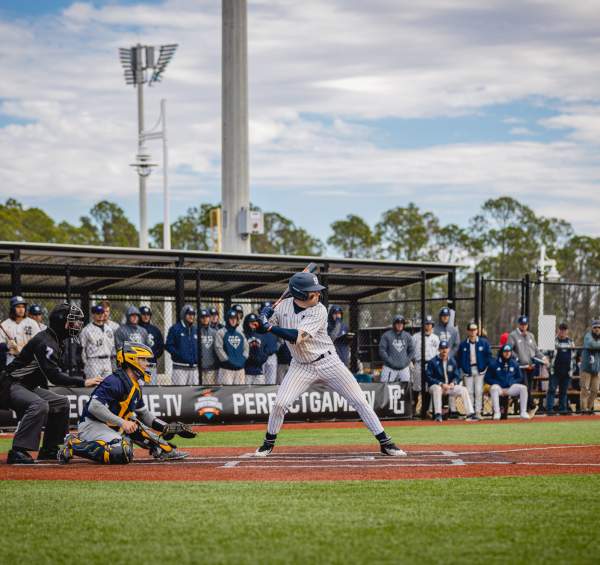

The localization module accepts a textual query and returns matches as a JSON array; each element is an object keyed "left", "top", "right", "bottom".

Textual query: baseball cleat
[
  {"left": 151, "top": 447, "right": 189, "bottom": 461},
  {"left": 520, "top": 413, "right": 531, "bottom": 420},
  {"left": 434, "top": 414, "right": 443, "bottom": 422},
  {"left": 254, "top": 442, "right": 274, "bottom": 457},
  {"left": 57, "top": 433, "right": 76, "bottom": 464},
  {"left": 380, "top": 442, "right": 407, "bottom": 457},
  {"left": 465, "top": 413, "right": 478, "bottom": 422},
  {"left": 493, "top": 413, "right": 501, "bottom": 420}
]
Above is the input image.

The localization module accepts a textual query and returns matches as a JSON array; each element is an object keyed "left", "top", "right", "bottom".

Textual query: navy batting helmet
[
  {"left": 29, "top": 304, "right": 43, "bottom": 316},
  {"left": 289, "top": 272, "right": 326, "bottom": 301},
  {"left": 10, "top": 296, "right": 27, "bottom": 310},
  {"left": 139, "top": 305, "right": 152, "bottom": 316}
]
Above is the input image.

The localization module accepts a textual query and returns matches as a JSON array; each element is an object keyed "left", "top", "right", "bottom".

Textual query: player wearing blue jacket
[
  {"left": 58, "top": 342, "right": 193, "bottom": 464},
  {"left": 243, "top": 313, "right": 270, "bottom": 385},
  {"left": 486, "top": 344, "right": 529, "bottom": 420},
  {"left": 426, "top": 341, "right": 476, "bottom": 422},
  {"left": 457, "top": 322, "right": 493, "bottom": 419},
  {"left": 166, "top": 304, "right": 199, "bottom": 385},
  {"left": 215, "top": 308, "right": 249, "bottom": 385}
]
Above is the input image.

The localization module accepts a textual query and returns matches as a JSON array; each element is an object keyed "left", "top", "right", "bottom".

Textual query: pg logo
[{"left": 227, "top": 335, "right": 241, "bottom": 349}]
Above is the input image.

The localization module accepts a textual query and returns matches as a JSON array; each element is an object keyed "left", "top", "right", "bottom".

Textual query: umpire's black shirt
[{"left": 7, "top": 329, "right": 85, "bottom": 390}]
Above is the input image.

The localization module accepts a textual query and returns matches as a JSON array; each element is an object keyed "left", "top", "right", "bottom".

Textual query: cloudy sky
[{"left": 1, "top": 0, "right": 600, "bottom": 245}]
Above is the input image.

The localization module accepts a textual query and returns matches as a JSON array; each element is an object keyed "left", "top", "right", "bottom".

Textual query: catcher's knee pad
[{"left": 71, "top": 437, "right": 133, "bottom": 464}]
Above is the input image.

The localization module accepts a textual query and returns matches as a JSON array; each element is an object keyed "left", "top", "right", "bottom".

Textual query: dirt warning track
[{"left": 2, "top": 443, "right": 599, "bottom": 482}]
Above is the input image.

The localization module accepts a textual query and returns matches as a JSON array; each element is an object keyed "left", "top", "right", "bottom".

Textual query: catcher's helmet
[
  {"left": 116, "top": 342, "right": 154, "bottom": 383},
  {"left": 49, "top": 303, "right": 84, "bottom": 340},
  {"left": 289, "top": 272, "right": 326, "bottom": 301}
]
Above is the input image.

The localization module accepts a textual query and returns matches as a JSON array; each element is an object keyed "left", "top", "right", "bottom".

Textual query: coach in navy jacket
[{"left": 425, "top": 352, "right": 461, "bottom": 386}]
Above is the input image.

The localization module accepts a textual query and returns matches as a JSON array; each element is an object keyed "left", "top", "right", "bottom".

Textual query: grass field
[{"left": 2, "top": 419, "right": 600, "bottom": 564}]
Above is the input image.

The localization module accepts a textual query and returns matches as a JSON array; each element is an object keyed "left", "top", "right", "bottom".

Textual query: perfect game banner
[{"left": 0, "top": 383, "right": 411, "bottom": 426}]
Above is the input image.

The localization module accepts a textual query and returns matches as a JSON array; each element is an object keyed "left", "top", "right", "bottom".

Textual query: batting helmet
[
  {"left": 139, "top": 305, "right": 152, "bottom": 316},
  {"left": 28, "top": 304, "right": 43, "bottom": 316},
  {"left": 10, "top": 296, "right": 27, "bottom": 310},
  {"left": 289, "top": 272, "right": 326, "bottom": 301}
]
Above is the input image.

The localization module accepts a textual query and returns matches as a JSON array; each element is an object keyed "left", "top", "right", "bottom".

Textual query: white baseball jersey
[
  {"left": 79, "top": 322, "right": 116, "bottom": 361},
  {"left": 0, "top": 317, "right": 40, "bottom": 363},
  {"left": 272, "top": 298, "right": 334, "bottom": 363},
  {"left": 412, "top": 332, "right": 440, "bottom": 362}
]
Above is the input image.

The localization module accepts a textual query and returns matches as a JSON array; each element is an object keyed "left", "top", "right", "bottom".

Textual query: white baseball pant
[
  {"left": 429, "top": 384, "right": 473, "bottom": 415},
  {"left": 490, "top": 383, "right": 528, "bottom": 417},
  {"left": 201, "top": 369, "right": 218, "bottom": 386},
  {"left": 464, "top": 368, "right": 484, "bottom": 415},
  {"left": 276, "top": 364, "right": 289, "bottom": 384},
  {"left": 264, "top": 354, "right": 278, "bottom": 385},
  {"left": 246, "top": 373, "right": 266, "bottom": 385},
  {"left": 267, "top": 356, "right": 384, "bottom": 436},
  {"left": 83, "top": 358, "right": 113, "bottom": 380},
  {"left": 380, "top": 366, "right": 411, "bottom": 383},
  {"left": 172, "top": 366, "right": 198, "bottom": 386},
  {"left": 218, "top": 368, "right": 245, "bottom": 385}
]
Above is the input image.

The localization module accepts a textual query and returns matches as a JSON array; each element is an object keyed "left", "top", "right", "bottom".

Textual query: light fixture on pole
[
  {"left": 537, "top": 244, "right": 561, "bottom": 339},
  {"left": 119, "top": 43, "right": 177, "bottom": 249}
]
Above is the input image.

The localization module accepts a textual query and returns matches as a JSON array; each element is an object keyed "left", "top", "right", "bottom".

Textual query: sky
[{"left": 1, "top": 0, "right": 600, "bottom": 248}]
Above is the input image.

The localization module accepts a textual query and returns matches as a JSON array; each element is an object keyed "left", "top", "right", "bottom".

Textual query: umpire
[{"left": 0, "top": 303, "right": 101, "bottom": 464}]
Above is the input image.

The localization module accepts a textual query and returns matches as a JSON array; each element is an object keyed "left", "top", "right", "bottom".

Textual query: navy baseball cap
[
  {"left": 592, "top": 320, "right": 600, "bottom": 328},
  {"left": 246, "top": 313, "right": 258, "bottom": 323},
  {"left": 209, "top": 307, "right": 218, "bottom": 315},
  {"left": 518, "top": 315, "right": 529, "bottom": 325},
  {"left": 467, "top": 321, "right": 478, "bottom": 331},
  {"left": 227, "top": 308, "right": 238, "bottom": 319},
  {"left": 558, "top": 322, "right": 568, "bottom": 330},
  {"left": 233, "top": 304, "right": 244, "bottom": 313},
  {"left": 393, "top": 315, "right": 405, "bottom": 324},
  {"left": 91, "top": 305, "right": 105, "bottom": 315},
  {"left": 501, "top": 344, "right": 513, "bottom": 353},
  {"left": 199, "top": 308, "right": 210, "bottom": 317},
  {"left": 439, "top": 340, "right": 449, "bottom": 349},
  {"left": 439, "top": 307, "right": 450, "bottom": 316},
  {"left": 139, "top": 305, "right": 152, "bottom": 316},
  {"left": 423, "top": 315, "right": 434, "bottom": 326}
]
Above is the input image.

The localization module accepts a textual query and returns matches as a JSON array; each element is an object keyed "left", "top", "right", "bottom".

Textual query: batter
[{"left": 254, "top": 271, "right": 406, "bottom": 457}]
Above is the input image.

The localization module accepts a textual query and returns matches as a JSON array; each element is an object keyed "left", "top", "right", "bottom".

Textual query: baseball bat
[{"left": 272, "top": 262, "right": 319, "bottom": 307}]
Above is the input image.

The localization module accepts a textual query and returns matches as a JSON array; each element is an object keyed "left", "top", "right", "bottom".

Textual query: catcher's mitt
[{"left": 162, "top": 421, "right": 196, "bottom": 440}]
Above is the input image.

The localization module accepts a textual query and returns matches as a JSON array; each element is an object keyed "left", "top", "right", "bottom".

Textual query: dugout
[{"left": 0, "top": 241, "right": 468, "bottom": 379}]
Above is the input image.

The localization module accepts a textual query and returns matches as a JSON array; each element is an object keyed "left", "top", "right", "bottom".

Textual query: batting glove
[
  {"left": 258, "top": 313, "right": 273, "bottom": 332},
  {"left": 259, "top": 305, "right": 275, "bottom": 319}
]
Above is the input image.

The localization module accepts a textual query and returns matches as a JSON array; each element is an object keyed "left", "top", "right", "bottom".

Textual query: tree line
[{"left": 2, "top": 196, "right": 599, "bottom": 282}]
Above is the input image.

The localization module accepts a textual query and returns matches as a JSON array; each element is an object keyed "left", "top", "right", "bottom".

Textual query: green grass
[
  {"left": 2, "top": 476, "right": 600, "bottom": 565},
  {"left": 2, "top": 419, "right": 600, "bottom": 453}
]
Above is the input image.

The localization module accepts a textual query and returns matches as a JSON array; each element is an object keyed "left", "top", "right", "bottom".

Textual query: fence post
[
  {"left": 10, "top": 248, "right": 21, "bottom": 297},
  {"left": 447, "top": 269, "right": 456, "bottom": 311},
  {"left": 474, "top": 271, "right": 481, "bottom": 328},
  {"left": 480, "top": 276, "right": 486, "bottom": 333},
  {"left": 65, "top": 265, "right": 72, "bottom": 376},
  {"left": 320, "top": 262, "right": 330, "bottom": 308},
  {"left": 196, "top": 270, "right": 203, "bottom": 386},
  {"left": 524, "top": 273, "right": 531, "bottom": 319},
  {"left": 349, "top": 299, "right": 359, "bottom": 373},
  {"left": 420, "top": 270, "right": 427, "bottom": 419},
  {"left": 175, "top": 256, "right": 185, "bottom": 315}
]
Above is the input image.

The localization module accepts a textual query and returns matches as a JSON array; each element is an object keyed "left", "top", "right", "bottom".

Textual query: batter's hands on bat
[
  {"left": 259, "top": 305, "right": 274, "bottom": 319},
  {"left": 258, "top": 313, "right": 272, "bottom": 333}
]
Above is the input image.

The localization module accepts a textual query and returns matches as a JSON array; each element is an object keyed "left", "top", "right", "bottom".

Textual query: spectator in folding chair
[
  {"left": 426, "top": 340, "right": 477, "bottom": 422},
  {"left": 457, "top": 322, "right": 493, "bottom": 419},
  {"left": 487, "top": 344, "right": 530, "bottom": 420}
]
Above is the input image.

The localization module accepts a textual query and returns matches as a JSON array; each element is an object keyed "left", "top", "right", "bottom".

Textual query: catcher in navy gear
[{"left": 58, "top": 342, "right": 195, "bottom": 464}]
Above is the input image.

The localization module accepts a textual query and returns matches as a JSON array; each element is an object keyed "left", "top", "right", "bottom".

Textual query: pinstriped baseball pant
[{"left": 267, "top": 356, "right": 385, "bottom": 436}]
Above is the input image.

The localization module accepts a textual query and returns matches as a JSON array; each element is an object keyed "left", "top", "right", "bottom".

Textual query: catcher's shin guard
[
  {"left": 66, "top": 434, "right": 133, "bottom": 465},
  {"left": 129, "top": 421, "right": 176, "bottom": 458}
]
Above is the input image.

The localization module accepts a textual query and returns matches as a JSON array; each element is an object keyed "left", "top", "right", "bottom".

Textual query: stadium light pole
[{"left": 119, "top": 43, "right": 177, "bottom": 249}]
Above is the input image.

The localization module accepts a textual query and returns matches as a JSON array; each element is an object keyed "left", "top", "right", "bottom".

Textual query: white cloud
[{"left": 0, "top": 0, "right": 600, "bottom": 236}]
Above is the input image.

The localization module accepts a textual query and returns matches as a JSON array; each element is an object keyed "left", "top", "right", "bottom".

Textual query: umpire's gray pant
[{"left": 9, "top": 383, "right": 70, "bottom": 452}]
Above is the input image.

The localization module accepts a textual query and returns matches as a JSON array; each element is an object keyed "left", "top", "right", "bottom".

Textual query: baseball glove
[{"left": 162, "top": 421, "right": 196, "bottom": 440}]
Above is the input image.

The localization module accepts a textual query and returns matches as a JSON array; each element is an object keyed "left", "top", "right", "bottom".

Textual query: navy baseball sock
[
  {"left": 375, "top": 431, "right": 393, "bottom": 445},
  {"left": 264, "top": 432, "right": 277, "bottom": 445}
]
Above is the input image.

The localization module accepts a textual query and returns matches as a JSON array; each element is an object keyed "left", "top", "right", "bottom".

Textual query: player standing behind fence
[
  {"left": 254, "top": 272, "right": 406, "bottom": 457},
  {"left": 258, "top": 302, "right": 279, "bottom": 384},
  {"left": 0, "top": 296, "right": 40, "bottom": 366},
  {"left": 79, "top": 304, "right": 115, "bottom": 380},
  {"left": 198, "top": 309, "right": 218, "bottom": 385},
  {"left": 215, "top": 308, "right": 248, "bottom": 385},
  {"left": 166, "top": 304, "right": 199, "bottom": 385},
  {"left": 378, "top": 315, "right": 415, "bottom": 383},
  {"left": 139, "top": 306, "right": 164, "bottom": 385}
]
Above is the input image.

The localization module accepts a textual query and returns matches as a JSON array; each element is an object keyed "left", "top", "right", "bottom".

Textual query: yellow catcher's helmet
[{"left": 116, "top": 342, "right": 154, "bottom": 383}]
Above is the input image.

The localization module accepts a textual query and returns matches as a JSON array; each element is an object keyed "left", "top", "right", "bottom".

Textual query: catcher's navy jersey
[{"left": 80, "top": 368, "right": 144, "bottom": 425}]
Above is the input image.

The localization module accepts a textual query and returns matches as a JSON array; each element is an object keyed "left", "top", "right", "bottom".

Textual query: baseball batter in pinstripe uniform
[{"left": 254, "top": 272, "right": 406, "bottom": 457}]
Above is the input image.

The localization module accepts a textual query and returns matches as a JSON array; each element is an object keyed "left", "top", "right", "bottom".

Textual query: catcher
[{"left": 58, "top": 342, "right": 195, "bottom": 464}]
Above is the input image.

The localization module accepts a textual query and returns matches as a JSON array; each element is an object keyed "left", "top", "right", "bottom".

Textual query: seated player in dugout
[{"left": 58, "top": 342, "right": 195, "bottom": 464}]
